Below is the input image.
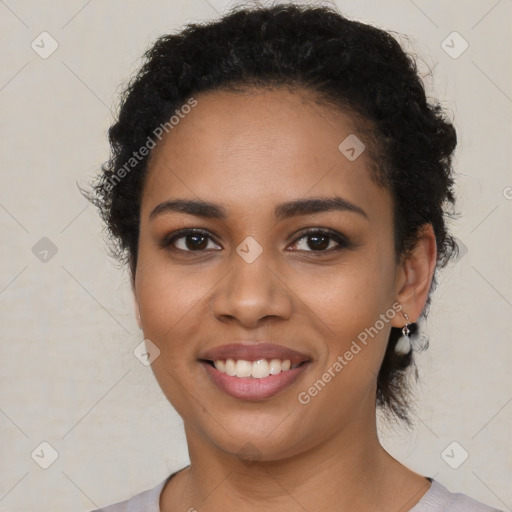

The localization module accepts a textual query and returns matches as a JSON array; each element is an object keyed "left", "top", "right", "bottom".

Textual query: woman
[{"left": 85, "top": 3, "right": 502, "bottom": 511}]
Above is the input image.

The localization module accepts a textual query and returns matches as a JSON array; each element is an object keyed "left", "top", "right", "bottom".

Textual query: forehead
[{"left": 141, "top": 87, "right": 390, "bottom": 223}]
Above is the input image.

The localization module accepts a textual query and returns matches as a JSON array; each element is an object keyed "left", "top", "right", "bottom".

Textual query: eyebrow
[{"left": 149, "top": 196, "right": 368, "bottom": 221}]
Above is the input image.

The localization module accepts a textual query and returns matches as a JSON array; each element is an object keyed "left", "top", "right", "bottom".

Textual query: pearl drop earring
[{"left": 395, "top": 312, "right": 412, "bottom": 355}]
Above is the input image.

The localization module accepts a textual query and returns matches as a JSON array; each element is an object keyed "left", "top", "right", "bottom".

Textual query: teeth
[
  {"left": 252, "top": 359, "right": 270, "bottom": 378},
  {"left": 225, "top": 358, "right": 236, "bottom": 376},
  {"left": 235, "top": 359, "right": 252, "bottom": 377},
  {"left": 213, "top": 358, "right": 297, "bottom": 378},
  {"left": 281, "top": 359, "right": 291, "bottom": 371},
  {"left": 215, "top": 359, "right": 226, "bottom": 373},
  {"left": 269, "top": 358, "right": 281, "bottom": 375}
]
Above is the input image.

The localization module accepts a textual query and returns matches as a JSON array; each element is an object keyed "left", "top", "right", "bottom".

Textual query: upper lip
[{"left": 199, "top": 342, "right": 311, "bottom": 365}]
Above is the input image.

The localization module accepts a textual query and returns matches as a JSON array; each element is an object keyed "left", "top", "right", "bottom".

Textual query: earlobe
[{"left": 393, "top": 224, "right": 437, "bottom": 326}]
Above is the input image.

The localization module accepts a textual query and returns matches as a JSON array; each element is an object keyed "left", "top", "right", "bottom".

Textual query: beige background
[{"left": 0, "top": 0, "right": 511, "bottom": 510}]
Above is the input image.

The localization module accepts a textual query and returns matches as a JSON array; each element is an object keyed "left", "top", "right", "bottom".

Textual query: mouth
[{"left": 198, "top": 342, "right": 312, "bottom": 400}]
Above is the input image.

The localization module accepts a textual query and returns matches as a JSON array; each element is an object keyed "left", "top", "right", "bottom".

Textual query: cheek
[
  {"left": 290, "top": 253, "right": 396, "bottom": 385},
  {"left": 135, "top": 254, "right": 215, "bottom": 416},
  {"left": 290, "top": 266, "right": 393, "bottom": 432},
  {"left": 292, "top": 256, "right": 392, "bottom": 334},
  {"left": 135, "top": 245, "right": 210, "bottom": 352}
]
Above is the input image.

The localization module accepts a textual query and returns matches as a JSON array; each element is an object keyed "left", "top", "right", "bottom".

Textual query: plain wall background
[{"left": 0, "top": 0, "right": 511, "bottom": 510}]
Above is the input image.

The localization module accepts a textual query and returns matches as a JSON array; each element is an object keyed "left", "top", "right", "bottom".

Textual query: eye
[
  {"left": 160, "top": 228, "right": 351, "bottom": 255},
  {"left": 288, "top": 228, "right": 350, "bottom": 254},
  {"left": 160, "top": 229, "right": 221, "bottom": 252}
]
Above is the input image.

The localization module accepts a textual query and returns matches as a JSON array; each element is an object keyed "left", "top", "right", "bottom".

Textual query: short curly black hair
[{"left": 84, "top": 2, "right": 458, "bottom": 424}]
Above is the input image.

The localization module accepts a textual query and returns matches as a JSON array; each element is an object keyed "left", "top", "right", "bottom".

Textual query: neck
[{"left": 161, "top": 409, "right": 430, "bottom": 511}]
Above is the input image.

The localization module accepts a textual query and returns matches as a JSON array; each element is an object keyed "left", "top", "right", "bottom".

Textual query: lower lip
[{"left": 201, "top": 361, "right": 310, "bottom": 400}]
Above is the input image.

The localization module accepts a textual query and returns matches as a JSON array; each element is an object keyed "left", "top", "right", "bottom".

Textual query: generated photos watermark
[
  {"left": 104, "top": 97, "right": 198, "bottom": 192},
  {"left": 298, "top": 302, "right": 403, "bottom": 405}
]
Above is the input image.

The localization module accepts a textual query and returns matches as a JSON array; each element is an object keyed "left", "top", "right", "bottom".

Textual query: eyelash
[{"left": 160, "top": 227, "right": 351, "bottom": 256}]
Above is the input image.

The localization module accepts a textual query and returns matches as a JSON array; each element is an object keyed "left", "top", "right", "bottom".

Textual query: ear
[{"left": 392, "top": 223, "right": 437, "bottom": 327}]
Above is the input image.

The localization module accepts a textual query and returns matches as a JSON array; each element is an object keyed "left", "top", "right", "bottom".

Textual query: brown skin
[{"left": 132, "top": 87, "right": 437, "bottom": 511}]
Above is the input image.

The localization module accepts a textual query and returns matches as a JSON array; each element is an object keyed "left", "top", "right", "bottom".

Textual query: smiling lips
[{"left": 199, "top": 342, "right": 311, "bottom": 400}]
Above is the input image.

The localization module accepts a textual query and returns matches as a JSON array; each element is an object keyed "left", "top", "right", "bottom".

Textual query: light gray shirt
[{"left": 90, "top": 473, "right": 503, "bottom": 512}]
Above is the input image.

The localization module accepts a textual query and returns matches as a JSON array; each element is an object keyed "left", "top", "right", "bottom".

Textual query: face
[{"left": 134, "top": 87, "right": 406, "bottom": 461}]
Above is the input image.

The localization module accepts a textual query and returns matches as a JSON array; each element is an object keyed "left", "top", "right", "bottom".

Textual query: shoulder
[
  {"left": 411, "top": 479, "right": 504, "bottom": 512},
  {"left": 88, "top": 476, "right": 168, "bottom": 512}
]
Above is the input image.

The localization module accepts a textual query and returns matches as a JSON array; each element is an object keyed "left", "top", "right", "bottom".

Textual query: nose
[{"left": 210, "top": 249, "right": 293, "bottom": 329}]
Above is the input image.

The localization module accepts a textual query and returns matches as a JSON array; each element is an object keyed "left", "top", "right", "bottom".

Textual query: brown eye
[
  {"left": 178, "top": 233, "right": 209, "bottom": 250},
  {"left": 161, "top": 229, "right": 221, "bottom": 252},
  {"left": 289, "top": 229, "right": 350, "bottom": 253}
]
